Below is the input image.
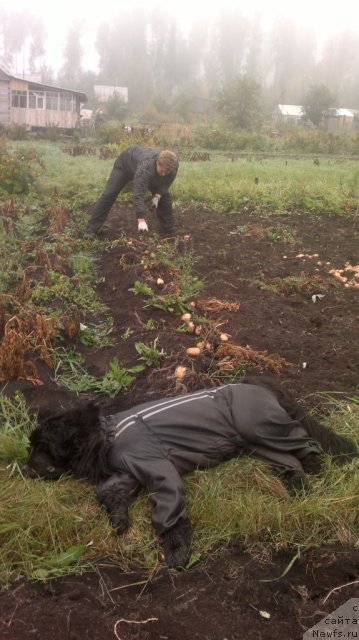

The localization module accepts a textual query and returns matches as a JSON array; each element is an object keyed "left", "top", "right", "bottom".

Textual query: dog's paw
[
  {"left": 109, "top": 511, "right": 130, "bottom": 535},
  {"left": 161, "top": 519, "right": 192, "bottom": 569},
  {"left": 281, "top": 470, "right": 308, "bottom": 494},
  {"left": 300, "top": 451, "right": 325, "bottom": 475}
]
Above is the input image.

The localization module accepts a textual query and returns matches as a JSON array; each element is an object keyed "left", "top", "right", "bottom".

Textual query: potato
[
  {"left": 175, "top": 366, "right": 187, "bottom": 379},
  {"left": 219, "top": 333, "right": 229, "bottom": 342},
  {"left": 186, "top": 347, "right": 201, "bottom": 357},
  {"left": 181, "top": 313, "right": 192, "bottom": 322}
]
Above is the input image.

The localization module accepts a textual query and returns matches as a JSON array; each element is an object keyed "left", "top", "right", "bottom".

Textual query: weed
[
  {"left": 130, "top": 281, "right": 154, "bottom": 298},
  {"left": 145, "top": 318, "right": 157, "bottom": 331},
  {"left": 79, "top": 320, "right": 114, "bottom": 348},
  {"left": 130, "top": 279, "right": 203, "bottom": 314},
  {"left": 69, "top": 253, "right": 95, "bottom": 275},
  {"left": 31, "top": 276, "right": 107, "bottom": 315},
  {"left": 54, "top": 347, "right": 98, "bottom": 392},
  {"left": 229, "top": 225, "right": 250, "bottom": 236},
  {"left": 100, "top": 358, "right": 144, "bottom": 397},
  {"left": 264, "top": 227, "right": 295, "bottom": 243},
  {"left": 54, "top": 347, "right": 143, "bottom": 397},
  {"left": 135, "top": 337, "right": 167, "bottom": 368},
  {"left": 121, "top": 327, "right": 134, "bottom": 341}
]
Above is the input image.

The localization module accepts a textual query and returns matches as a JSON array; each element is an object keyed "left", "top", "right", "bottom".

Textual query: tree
[
  {"left": 302, "top": 84, "right": 337, "bottom": 126},
  {"left": 96, "top": 9, "right": 152, "bottom": 109},
  {"left": 0, "top": 8, "right": 40, "bottom": 73},
  {"left": 106, "top": 94, "right": 128, "bottom": 121},
  {"left": 270, "top": 19, "right": 316, "bottom": 104},
  {"left": 59, "top": 21, "right": 83, "bottom": 88},
  {"left": 28, "top": 17, "right": 45, "bottom": 73},
  {"left": 217, "top": 76, "right": 264, "bottom": 130},
  {"left": 214, "top": 7, "right": 249, "bottom": 82}
]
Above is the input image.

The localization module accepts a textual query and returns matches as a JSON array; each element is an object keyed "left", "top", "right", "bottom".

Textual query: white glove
[
  {"left": 149, "top": 195, "right": 160, "bottom": 211},
  {"left": 138, "top": 219, "right": 148, "bottom": 232}
]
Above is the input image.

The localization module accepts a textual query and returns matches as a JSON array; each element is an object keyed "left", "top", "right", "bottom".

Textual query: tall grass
[{"left": 0, "top": 393, "right": 358, "bottom": 586}]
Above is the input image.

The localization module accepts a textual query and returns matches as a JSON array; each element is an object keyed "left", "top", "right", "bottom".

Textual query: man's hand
[
  {"left": 149, "top": 194, "right": 160, "bottom": 211},
  {"left": 138, "top": 219, "right": 148, "bottom": 232}
]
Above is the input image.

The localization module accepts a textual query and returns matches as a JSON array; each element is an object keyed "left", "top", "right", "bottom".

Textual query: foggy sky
[{"left": 5, "top": 0, "right": 359, "bottom": 73}]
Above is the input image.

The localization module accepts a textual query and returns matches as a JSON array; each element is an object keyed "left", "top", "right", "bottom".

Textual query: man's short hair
[{"left": 158, "top": 150, "right": 178, "bottom": 172}]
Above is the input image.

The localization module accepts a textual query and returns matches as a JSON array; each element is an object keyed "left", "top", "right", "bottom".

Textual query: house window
[
  {"left": 59, "top": 93, "right": 75, "bottom": 112},
  {"left": 46, "top": 91, "right": 59, "bottom": 110},
  {"left": 11, "top": 90, "right": 27, "bottom": 108},
  {"left": 28, "top": 90, "right": 44, "bottom": 109}
]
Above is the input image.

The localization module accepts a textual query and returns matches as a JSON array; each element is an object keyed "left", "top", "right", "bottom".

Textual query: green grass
[
  {"left": 11, "top": 140, "right": 111, "bottom": 204},
  {"left": 0, "top": 393, "right": 358, "bottom": 585},
  {"left": 173, "top": 157, "right": 359, "bottom": 214},
  {"left": 7, "top": 141, "right": 359, "bottom": 215}
]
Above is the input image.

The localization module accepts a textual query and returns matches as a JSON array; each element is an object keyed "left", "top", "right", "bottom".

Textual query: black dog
[{"left": 24, "top": 379, "right": 357, "bottom": 568}]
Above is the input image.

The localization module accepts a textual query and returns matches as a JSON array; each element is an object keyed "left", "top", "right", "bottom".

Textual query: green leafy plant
[
  {"left": 31, "top": 276, "right": 107, "bottom": 315},
  {"left": 100, "top": 358, "right": 144, "bottom": 397},
  {"left": 129, "top": 278, "right": 204, "bottom": 314},
  {"left": 264, "top": 227, "right": 295, "bottom": 243},
  {"left": 129, "top": 281, "right": 155, "bottom": 297},
  {"left": 135, "top": 337, "right": 167, "bottom": 368},
  {"left": 79, "top": 320, "right": 114, "bottom": 347},
  {"left": 121, "top": 327, "right": 134, "bottom": 341},
  {"left": 145, "top": 319, "right": 156, "bottom": 331},
  {"left": 54, "top": 347, "right": 143, "bottom": 397}
]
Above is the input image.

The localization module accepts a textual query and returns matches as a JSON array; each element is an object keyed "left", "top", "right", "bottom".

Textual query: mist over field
[{"left": 1, "top": 2, "right": 359, "bottom": 112}]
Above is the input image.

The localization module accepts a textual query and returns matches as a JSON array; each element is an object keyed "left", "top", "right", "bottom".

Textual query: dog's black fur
[{"left": 24, "top": 377, "right": 357, "bottom": 568}]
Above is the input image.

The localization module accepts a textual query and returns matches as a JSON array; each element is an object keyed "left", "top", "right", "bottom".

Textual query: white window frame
[
  {"left": 11, "top": 90, "right": 27, "bottom": 108},
  {"left": 46, "top": 91, "right": 60, "bottom": 110},
  {"left": 28, "top": 90, "right": 45, "bottom": 109}
]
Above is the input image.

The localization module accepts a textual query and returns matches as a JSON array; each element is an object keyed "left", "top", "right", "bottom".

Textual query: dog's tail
[{"left": 243, "top": 375, "right": 358, "bottom": 464}]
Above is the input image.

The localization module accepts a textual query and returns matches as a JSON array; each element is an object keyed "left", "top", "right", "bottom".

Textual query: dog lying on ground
[{"left": 23, "top": 377, "right": 357, "bottom": 568}]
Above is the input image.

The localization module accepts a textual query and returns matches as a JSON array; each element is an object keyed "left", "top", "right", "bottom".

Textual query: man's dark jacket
[
  {"left": 100, "top": 384, "right": 320, "bottom": 534},
  {"left": 114, "top": 146, "right": 178, "bottom": 219}
]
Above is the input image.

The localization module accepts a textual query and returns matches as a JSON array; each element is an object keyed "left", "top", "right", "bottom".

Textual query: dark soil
[
  {"left": 1, "top": 545, "right": 358, "bottom": 640},
  {"left": 1, "top": 204, "right": 358, "bottom": 640}
]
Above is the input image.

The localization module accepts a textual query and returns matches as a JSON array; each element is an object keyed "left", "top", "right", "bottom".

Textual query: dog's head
[{"left": 23, "top": 403, "right": 102, "bottom": 480}]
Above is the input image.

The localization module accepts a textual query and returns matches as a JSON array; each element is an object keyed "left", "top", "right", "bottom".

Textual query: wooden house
[{"left": 0, "top": 65, "right": 87, "bottom": 131}]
